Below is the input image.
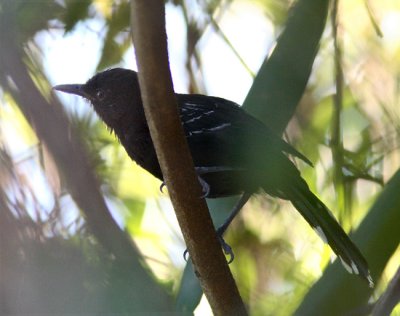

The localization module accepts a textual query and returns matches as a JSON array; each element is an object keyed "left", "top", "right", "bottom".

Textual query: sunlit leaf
[
  {"left": 125, "top": 197, "right": 146, "bottom": 234},
  {"left": 243, "top": 0, "right": 330, "bottom": 135}
]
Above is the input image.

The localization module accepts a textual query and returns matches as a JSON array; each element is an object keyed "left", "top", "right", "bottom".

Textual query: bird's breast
[{"left": 119, "top": 129, "right": 163, "bottom": 180}]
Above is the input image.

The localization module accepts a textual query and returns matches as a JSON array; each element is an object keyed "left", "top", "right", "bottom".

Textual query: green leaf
[
  {"left": 175, "top": 262, "right": 203, "bottom": 315},
  {"left": 124, "top": 197, "right": 146, "bottom": 234},
  {"left": 243, "top": 0, "right": 330, "bottom": 135}
]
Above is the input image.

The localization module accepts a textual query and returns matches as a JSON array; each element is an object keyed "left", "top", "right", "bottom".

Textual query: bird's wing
[{"left": 178, "top": 94, "right": 312, "bottom": 167}]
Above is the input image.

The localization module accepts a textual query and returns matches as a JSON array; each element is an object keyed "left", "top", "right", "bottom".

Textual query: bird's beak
[{"left": 53, "top": 84, "right": 89, "bottom": 99}]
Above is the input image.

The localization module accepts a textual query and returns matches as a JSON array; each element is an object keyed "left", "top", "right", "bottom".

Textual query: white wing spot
[
  {"left": 367, "top": 273, "right": 374, "bottom": 288},
  {"left": 188, "top": 123, "right": 231, "bottom": 136},
  {"left": 207, "top": 123, "right": 231, "bottom": 132},
  {"left": 350, "top": 261, "right": 359, "bottom": 275},
  {"left": 188, "top": 130, "right": 203, "bottom": 136},
  {"left": 185, "top": 115, "right": 204, "bottom": 124},
  {"left": 183, "top": 102, "right": 198, "bottom": 107},
  {"left": 339, "top": 256, "right": 353, "bottom": 274},
  {"left": 313, "top": 226, "right": 327, "bottom": 244}
]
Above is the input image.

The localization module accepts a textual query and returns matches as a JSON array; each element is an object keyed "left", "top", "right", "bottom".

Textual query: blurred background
[{"left": 0, "top": 0, "right": 399, "bottom": 315}]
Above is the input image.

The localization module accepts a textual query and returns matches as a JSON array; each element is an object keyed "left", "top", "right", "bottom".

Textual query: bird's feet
[
  {"left": 159, "top": 177, "right": 209, "bottom": 198},
  {"left": 183, "top": 234, "right": 235, "bottom": 264},
  {"left": 218, "top": 235, "right": 235, "bottom": 264},
  {"left": 197, "top": 176, "right": 210, "bottom": 198},
  {"left": 159, "top": 182, "right": 166, "bottom": 193}
]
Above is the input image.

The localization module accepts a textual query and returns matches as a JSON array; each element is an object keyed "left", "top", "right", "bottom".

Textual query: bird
[{"left": 53, "top": 67, "right": 373, "bottom": 287}]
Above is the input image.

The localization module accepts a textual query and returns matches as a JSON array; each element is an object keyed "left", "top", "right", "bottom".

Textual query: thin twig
[
  {"left": 209, "top": 15, "right": 255, "bottom": 77},
  {"left": 331, "top": 0, "right": 347, "bottom": 220}
]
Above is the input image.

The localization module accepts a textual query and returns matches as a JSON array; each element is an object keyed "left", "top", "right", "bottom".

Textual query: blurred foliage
[
  {"left": 62, "top": 0, "right": 92, "bottom": 32},
  {"left": 1, "top": 0, "right": 400, "bottom": 315}
]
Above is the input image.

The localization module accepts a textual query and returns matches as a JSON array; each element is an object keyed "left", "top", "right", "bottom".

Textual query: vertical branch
[
  {"left": 130, "top": 1, "right": 247, "bottom": 315},
  {"left": 331, "top": 0, "right": 347, "bottom": 221}
]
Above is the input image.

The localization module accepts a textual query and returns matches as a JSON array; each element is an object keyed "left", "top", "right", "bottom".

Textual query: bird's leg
[
  {"left": 217, "top": 192, "right": 252, "bottom": 236},
  {"left": 216, "top": 192, "right": 252, "bottom": 263},
  {"left": 183, "top": 192, "right": 252, "bottom": 264}
]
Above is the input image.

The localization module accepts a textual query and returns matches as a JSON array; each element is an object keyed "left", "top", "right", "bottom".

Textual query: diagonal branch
[{"left": 130, "top": 1, "right": 247, "bottom": 315}]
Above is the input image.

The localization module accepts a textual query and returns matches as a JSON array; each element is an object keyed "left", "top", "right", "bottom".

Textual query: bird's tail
[{"left": 287, "top": 180, "right": 373, "bottom": 287}]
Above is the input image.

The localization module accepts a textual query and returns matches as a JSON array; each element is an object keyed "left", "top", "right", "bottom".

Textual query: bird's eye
[{"left": 96, "top": 90, "right": 106, "bottom": 100}]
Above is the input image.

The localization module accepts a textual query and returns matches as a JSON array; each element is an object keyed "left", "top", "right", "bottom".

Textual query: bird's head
[{"left": 53, "top": 68, "right": 144, "bottom": 130}]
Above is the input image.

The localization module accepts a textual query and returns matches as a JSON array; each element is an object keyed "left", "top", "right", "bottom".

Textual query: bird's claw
[
  {"left": 182, "top": 236, "right": 235, "bottom": 264},
  {"left": 183, "top": 249, "right": 189, "bottom": 262},
  {"left": 161, "top": 178, "right": 208, "bottom": 197},
  {"left": 197, "top": 176, "right": 210, "bottom": 198},
  {"left": 218, "top": 235, "right": 235, "bottom": 264},
  {"left": 159, "top": 182, "right": 166, "bottom": 193}
]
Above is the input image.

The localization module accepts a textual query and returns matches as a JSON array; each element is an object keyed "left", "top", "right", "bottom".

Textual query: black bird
[{"left": 54, "top": 68, "right": 372, "bottom": 286}]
